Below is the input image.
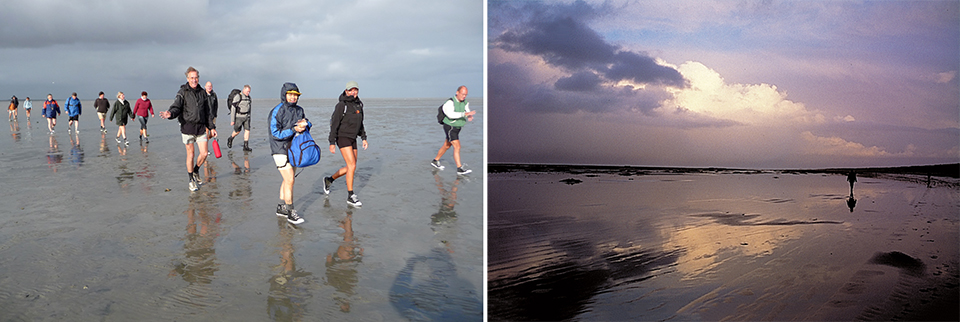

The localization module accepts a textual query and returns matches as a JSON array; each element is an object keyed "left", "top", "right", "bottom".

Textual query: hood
[{"left": 280, "top": 82, "right": 300, "bottom": 104}]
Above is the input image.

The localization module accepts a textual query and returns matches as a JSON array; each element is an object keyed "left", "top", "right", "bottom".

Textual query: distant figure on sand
[
  {"left": 8, "top": 96, "right": 18, "bottom": 120},
  {"left": 95, "top": 91, "right": 110, "bottom": 132},
  {"left": 110, "top": 92, "right": 133, "bottom": 145},
  {"left": 133, "top": 91, "right": 155, "bottom": 142},
  {"left": 23, "top": 97, "right": 32, "bottom": 118},
  {"left": 269, "top": 82, "right": 309, "bottom": 224},
  {"left": 847, "top": 171, "right": 857, "bottom": 195},
  {"left": 42, "top": 94, "right": 60, "bottom": 134},
  {"left": 228, "top": 85, "right": 253, "bottom": 151},
  {"left": 64, "top": 92, "right": 82, "bottom": 133},
  {"left": 159, "top": 66, "right": 218, "bottom": 192},
  {"left": 430, "top": 85, "right": 476, "bottom": 175},
  {"left": 323, "top": 81, "right": 368, "bottom": 207}
]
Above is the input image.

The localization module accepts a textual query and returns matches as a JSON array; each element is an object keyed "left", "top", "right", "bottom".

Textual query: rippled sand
[
  {"left": 0, "top": 98, "right": 482, "bottom": 321},
  {"left": 489, "top": 168, "right": 958, "bottom": 321}
]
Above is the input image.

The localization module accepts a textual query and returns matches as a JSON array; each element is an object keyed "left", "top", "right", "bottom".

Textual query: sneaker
[
  {"left": 286, "top": 209, "right": 304, "bottom": 225},
  {"left": 347, "top": 194, "right": 362, "bottom": 207},
  {"left": 430, "top": 159, "right": 445, "bottom": 170},
  {"left": 457, "top": 167, "right": 472, "bottom": 175},
  {"left": 227, "top": 136, "right": 234, "bottom": 149},
  {"left": 192, "top": 171, "right": 202, "bottom": 185},
  {"left": 276, "top": 204, "right": 289, "bottom": 217},
  {"left": 188, "top": 180, "right": 199, "bottom": 192},
  {"left": 322, "top": 176, "right": 333, "bottom": 195},
  {"left": 115, "top": 137, "right": 121, "bottom": 143},
  {"left": 124, "top": 139, "right": 129, "bottom": 146}
]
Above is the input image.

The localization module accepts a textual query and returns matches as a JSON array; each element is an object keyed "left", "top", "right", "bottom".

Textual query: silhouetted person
[
  {"left": 847, "top": 195, "right": 857, "bottom": 212},
  {"left": 847, "top": 171, "right": 857, "bottom": 195}
]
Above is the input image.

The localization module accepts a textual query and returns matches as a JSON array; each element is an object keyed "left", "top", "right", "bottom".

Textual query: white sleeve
[{"left": 442, "top": 99, "right": 464, "bottom": 119}]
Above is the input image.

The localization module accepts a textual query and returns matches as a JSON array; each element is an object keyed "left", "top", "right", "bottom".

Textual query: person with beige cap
[{"left": 323, "top": 81, "right": 368, "bottom": 207}]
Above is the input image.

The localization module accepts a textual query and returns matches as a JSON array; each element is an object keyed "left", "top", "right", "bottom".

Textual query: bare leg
[
  {"left": 434, "top": 140, "right": 452, "bottom": 161},
  {"left": 185, "top": 144, "right": 195, "bottom": 173},
  {"left": 331, "top": 146, "right": 358, "bottom": 191},
  {"left": 279, "top": 166, "right": 295, "bottom": 204},
  {"left": 451, "top": 140, "right": 462, "bottom": 168}
]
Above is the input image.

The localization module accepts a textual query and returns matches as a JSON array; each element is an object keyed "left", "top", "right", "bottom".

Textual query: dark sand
[
  {"left": 0, "top": 98, "right": 482, "bottom": 321},
  {"left": 489, "top": 165, "right": 958, "bottom": 321}
]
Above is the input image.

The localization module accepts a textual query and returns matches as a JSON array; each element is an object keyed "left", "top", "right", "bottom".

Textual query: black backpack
[
  {"left": 437, "top": 99, "right": 452, "bottom": 124},
  {"left": 226, "top": 88, "right": 242, "bottom": 114}
]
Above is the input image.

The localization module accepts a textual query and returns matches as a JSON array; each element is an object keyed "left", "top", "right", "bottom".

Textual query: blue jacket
[
  {"left": 269, "top": 82, "right": 312, "bottom": 155},
  {"left": 43, "top": 100, "right": 60, "bottom": 118},
  {"left": 65, "top": 97, "right": 82, "bottom": 117}
]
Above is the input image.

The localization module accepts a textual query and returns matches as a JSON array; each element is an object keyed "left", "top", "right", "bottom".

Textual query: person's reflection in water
[
  {"left": 326, "top": 210, "right": 363, "bottom": 312},
  {"left": 9, "top": 120, "right": 20, "bottom": 142},
  {"left": 432, "top": 172, "right": 460, "bottom": 253},
  {"left": 389, "top": 173, "right": 481, "bottom": 321},
  {"left": 47, "top": 134, "right": 61, "bottom": 172},
  {"left": 847, "top": 194, "right": 857, "bottom": 212},
  {"left": 267, "top": 220, "right": 314, "bottom": 321},
  {"left": 169, "top": 192, "right": 222, "bottom": 302},
  {"left": 69, "top": 132, "right": 83, "bottom": 167},
  {"left": 847, "top": 171, "right": 857, "bottom": 195},
  {"left": 228, "top": 150, "right": 253, "bottom": 201},
  {"left": 98, "top": 131, "right": 111, "bottom": 157}
]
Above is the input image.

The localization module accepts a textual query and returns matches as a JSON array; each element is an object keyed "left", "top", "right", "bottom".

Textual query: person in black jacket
[
  {"left": 94, "top": 91, "right": 110, "bottom": 133},
  {"left": 159, "top": 66, "right": 218, "bottom": 192},
  {"left": 322, "top": 81, "right": 368, "bottom": 207}
]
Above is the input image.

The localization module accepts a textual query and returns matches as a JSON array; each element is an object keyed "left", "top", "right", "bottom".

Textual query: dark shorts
[
  {"left": 336, "top": 137, "right": 357, "bottom": 149},
  {"left": 69, "top": 115, "right": 79, "bottom": 121},
  {"left": 233, "top": 115, "right": 251, "bottom": 132},
  {"left": 443, "top": 124, "right": 461, "bottom": 142}
]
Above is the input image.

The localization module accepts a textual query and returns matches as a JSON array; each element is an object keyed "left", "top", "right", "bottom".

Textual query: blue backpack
[{"left": 287, "top": 130, "right": 321, "bottom": 168}]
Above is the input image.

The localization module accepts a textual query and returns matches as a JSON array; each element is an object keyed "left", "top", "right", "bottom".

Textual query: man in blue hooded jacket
[
  {"left": 65, "top": 92, "right": 82, "bottom": 133},
  {"left": 269, "top": 82, "right": 310, "bottom": 224}
]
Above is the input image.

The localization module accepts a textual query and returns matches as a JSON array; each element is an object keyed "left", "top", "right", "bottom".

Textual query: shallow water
[
  {"left": 0, "top": 97, "right": 483, "bottom": 321},
  {"left": 489, "top": 170, "right": 959, "bottom": 321}
]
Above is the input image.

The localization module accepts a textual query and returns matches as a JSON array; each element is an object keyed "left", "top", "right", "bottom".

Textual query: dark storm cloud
[
  {"left": 555, "top": 71, "right": 601, "bottom": 92},
  {"left": 494, "top": 1, "right": 686, "bottom": 90}
]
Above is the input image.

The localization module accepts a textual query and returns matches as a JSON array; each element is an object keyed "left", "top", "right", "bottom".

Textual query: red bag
[{"left": 212, "top": 139, "right": 222, "bottom": 158}]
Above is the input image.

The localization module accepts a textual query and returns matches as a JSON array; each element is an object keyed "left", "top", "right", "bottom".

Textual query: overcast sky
[
  {"left": 0, "top": 0, "right": 483, "bottom": 99},
  {"left": 489, "top": 0, "right": 959, "bottom": 169}
]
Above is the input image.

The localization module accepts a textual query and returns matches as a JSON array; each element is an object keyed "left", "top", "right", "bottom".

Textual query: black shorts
[
  {"left": 69, "top": 115, "right": 79, "bottom": 121},
  {"left": 443, "top": 124, "right": 461, "bottom": 142},
  {"left": 336, "top": 137, "right": 357, "bottom": 149}
]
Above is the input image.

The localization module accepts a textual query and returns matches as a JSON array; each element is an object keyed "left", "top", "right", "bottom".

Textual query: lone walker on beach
[
  {"left": 269, "top": 82, "right": 309, "bottom": 224},
  {"left": 228, "top": 85, "right": 253, "bottom": 151},
  {"left": 430, "top": 85, "right": 476, "bottom": 175},
  {"left": 159, "top": 66, "right": 218, "bottom": 192},
  {"left": 22, "top": 97, "right": 32, "bottom": 118},
  {"left": 323, "top": 81, "right": 368, "bottom": 207}
]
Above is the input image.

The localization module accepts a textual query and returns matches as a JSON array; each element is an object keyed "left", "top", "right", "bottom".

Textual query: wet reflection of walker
[
  {"left": 9, "top": 119, "right": 20, "bottom": 142},
  {"left": 47, "top": 134, "right": 62, "bottom": 172},
  {"left": 267, "top": 219, "right": 314, "bottom": 320},
  {"left": 432, "top": 172, "right": 461, "bottom": 252},
  {"left": 325, "top": 209, "right": 363, "bottom": 312},
  {"left": 68, "top": 132, "right": 84, "bottom": 167},
  {"left": 228, "top": 150, "right": 253, "bottom": 200},
  {"left": 98, "top": 131, "right": 111, "bottom": 158},
  {"left": 169, "top": 192, "right": 223, "bottom": 307},
  {"left": 846, "top": 171, "right": 858, "bottom": 212},
  {"left": 388, "top": 173, "right": 481, "bottom": 320}
]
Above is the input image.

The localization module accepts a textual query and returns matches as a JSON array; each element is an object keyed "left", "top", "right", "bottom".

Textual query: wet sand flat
[
  {"left": 0, "top": 98, "right": 483, "bottom": 321},
  {"left": 489, "top": 168, "right": 959, "bottom": 321}
]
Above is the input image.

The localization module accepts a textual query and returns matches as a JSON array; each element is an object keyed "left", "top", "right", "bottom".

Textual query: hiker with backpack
[
  {"left": 430, "top": 85, "right": 475, "bottom": 175},
  {"left": 227, "top": 85, "right": 253, "bottom": 151},
  {"left": 269, "top": 82, "right": 310, "bottom": 224},
  {"left": 322, "top": 81, "right": 368, "bottom": 207}
]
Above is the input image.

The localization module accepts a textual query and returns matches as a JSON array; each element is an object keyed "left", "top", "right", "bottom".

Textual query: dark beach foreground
[
  {"left": 489, "top": 164, "right": 959, "bottom": 321},
  {"left": 0, "top": 98, "right": 483, "bottom": 321}
]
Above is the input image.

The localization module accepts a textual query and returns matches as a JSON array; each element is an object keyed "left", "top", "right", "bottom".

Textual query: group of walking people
[{"left": 159, "top": 67, "right": 475, "bottom": 225}]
